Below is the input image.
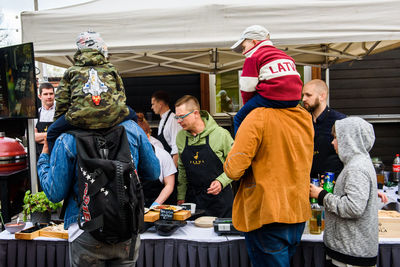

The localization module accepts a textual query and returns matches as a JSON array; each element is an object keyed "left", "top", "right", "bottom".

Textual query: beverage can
[
  {"left": 323, "top": 172, "right": 335, "bottom": 193},
  {"left": 393, "top": 154, "right": 400, "bottom": 183},
  {"left": 311, "top": 178, "right": 320, "bottom": 187},
  {"left": 310, "top": 178, "right": 320, "bottom": 203}
]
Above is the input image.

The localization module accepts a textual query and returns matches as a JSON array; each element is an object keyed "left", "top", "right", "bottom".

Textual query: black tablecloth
[
  {"left": 1, "top": 238, "right": 400, "bottom": 267},
  {"left": 0, "top": 239, "right": 69, "bottom": 267}
]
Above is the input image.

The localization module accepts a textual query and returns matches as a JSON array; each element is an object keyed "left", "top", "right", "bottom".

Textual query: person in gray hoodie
[{"left": 310, "top": 116, "right": 378, "bottom": 266}]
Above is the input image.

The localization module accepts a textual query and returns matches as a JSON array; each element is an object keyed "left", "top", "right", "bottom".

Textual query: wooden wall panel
[
  {"left": 329, "top": 48, "right": 400, "bottom": 168},
  {"left": 370, "top": 123, "right": 400, "bottom": 169},
  {"left": 200, "top": 74, "right": 210, "bottom": 112},
  {"left": 329, "top": 47, "right": 400, "bottom": 115}
]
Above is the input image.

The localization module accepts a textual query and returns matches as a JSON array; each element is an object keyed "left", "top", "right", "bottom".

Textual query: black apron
[
  {"left": 35, "top": 108, "right": 53, "bottom": 159},
  {"left": 157, "top": 111, "right": 172, "bottom": 153},
  {"left": 181, "top": 135, "right": 233, "bottom": 218}
]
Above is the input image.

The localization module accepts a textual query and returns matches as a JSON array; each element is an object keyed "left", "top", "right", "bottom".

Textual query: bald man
[{"left": 302, "top": 79, "right": 346, "bottom": 178}]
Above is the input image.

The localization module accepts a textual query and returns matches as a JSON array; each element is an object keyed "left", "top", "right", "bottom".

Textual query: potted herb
[{"left": 22, "top": 190, "right": 62, "bottom": 224}]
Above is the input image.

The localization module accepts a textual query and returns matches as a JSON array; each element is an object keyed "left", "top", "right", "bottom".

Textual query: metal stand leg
[{"left": 0, "top": 179, "right": 10, "bottom": 223}]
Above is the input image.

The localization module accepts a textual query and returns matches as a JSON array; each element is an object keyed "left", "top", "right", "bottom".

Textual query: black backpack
[{"left": 68, "top": 125, "right": 144, "bottom": 258}]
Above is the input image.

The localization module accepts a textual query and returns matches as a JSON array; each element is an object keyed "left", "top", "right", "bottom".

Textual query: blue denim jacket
[{"left": 37, "top": 120, "right": 160, "bottom": 229}]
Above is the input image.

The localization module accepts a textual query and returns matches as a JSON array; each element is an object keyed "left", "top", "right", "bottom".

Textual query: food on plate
[
  {"left": 151, "top": 205, "right": 183, "bottom": 212},
  {"left": 43, "top": 223, "right": 67, "bottom": 233}
]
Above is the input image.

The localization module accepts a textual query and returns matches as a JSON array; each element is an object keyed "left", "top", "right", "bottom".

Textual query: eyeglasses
[{"left": 174, "top": 110, "right": 194, "bottom": 121}]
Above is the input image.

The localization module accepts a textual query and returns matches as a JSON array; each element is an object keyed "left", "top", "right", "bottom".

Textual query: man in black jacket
[{"left": 302, "top": 79, "right": 346, "bottom": 178}]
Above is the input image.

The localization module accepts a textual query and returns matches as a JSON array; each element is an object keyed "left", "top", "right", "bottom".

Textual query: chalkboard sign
[{"left": 160, "top": 209, "right": 174, "bottom": 221}]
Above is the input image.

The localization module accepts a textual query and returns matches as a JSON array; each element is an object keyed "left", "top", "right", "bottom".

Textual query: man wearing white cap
[{"left": 231, "top": 25, "right": 303, "bottom": 135}]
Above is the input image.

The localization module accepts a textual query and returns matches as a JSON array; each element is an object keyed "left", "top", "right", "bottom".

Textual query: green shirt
[{"left": 176, "top": 110, "right": 234, "bottom": 200}]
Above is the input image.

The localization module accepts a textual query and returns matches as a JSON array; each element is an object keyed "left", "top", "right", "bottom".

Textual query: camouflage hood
[
  {"left": 55, "top": 49, "right": 129, "bottom": 129},
  {"left": 74, "top": 49, "right": 108, "bottom": 67}
]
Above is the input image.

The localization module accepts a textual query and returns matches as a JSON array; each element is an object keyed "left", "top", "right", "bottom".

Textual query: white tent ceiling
[{"left": 21, "top": 0, "right": 400, "bottom": 76}]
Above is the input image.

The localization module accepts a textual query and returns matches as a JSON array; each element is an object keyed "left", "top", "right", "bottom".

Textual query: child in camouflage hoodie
[{"left": 46, "top": 31, "right": 136, "bottom": 153}]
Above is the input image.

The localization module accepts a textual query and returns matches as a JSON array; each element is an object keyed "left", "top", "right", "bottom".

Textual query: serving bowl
[{"left": 5, "top": 222, "right": 26, "bottom": 234}]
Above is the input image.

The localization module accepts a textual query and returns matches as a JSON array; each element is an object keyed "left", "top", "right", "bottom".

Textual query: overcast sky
[
  {"left": 2, "top": 0, "right": 91, "bottom": 12},
  {"left": 0, "top": 0, "right": 90, "bottom": 45}
]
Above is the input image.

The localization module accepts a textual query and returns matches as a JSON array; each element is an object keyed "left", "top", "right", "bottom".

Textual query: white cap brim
[{"left": 231, "top": 38, "right": 245, "bottom": 53}]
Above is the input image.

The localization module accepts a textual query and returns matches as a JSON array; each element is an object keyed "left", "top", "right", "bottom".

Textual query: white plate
[
  {"left": 150, "top": 205, "right": 183, "bottom": 212},
  {"left": 144, "top": 208, "right": 150, "bottom": 214}
]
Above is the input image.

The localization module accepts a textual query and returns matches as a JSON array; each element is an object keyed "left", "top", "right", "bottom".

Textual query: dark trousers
[
  {"left": 46, "top": 107, "right": 137, "bottom": 154},
  {"left": 234, "top": 93, "right": 299, "bottom": 136},
  {"left": 243, "top": 222, "right": 305, "bottom": 267},
  {"left": 69, "top": 231, "right": 140, "bottom": 266}
]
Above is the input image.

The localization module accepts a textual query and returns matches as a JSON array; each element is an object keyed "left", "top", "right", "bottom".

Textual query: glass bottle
[
  {"left": 309, "top": 177, "right": 323, "bottom": 234},
  {"left": 309, "top": 199, "right": 322, "bottom": 235}
]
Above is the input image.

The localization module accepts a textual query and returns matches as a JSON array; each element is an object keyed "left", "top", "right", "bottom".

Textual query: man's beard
[{"left": 305, "top": 98, "right": 320, "bottom": 113}]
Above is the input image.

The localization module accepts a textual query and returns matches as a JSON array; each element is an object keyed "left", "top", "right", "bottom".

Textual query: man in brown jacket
[{"left": 224, "top": 106, "right": 314, "bottom": 267}]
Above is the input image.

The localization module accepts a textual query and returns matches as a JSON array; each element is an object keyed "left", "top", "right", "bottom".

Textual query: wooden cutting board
[
  {"left": 144, "top": 209, "right": 191, "bottom": 222},
  {"left": 14, "top": 223, "right": 51, "bottom": 240},
  {"left": 15, "top": 228, "right": 41, "bottom": 240},
  {"left": 144, "top": 211, "right": 160, "bottom": 222},
  {"left": 39, "top": 226, "right": 69, "bottom": 239},
  {"left": 173, "top": 210, "right": 191, "bottom": 221},
  {"left": 15, "top": 230, "right": 40, "bottom": 240},
  {"left": 194, "top": 216, "right": 217, "bottom": 228}
]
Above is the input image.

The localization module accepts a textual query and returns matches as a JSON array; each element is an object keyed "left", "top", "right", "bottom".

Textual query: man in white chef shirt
[
  {"left": 151, "top": 90, "right": 181, "bottom": 167},
  {"left": 34, "top": 82, "right": 55, "bottom": 159}
]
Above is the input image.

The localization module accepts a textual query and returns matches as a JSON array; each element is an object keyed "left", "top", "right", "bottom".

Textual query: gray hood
[{"left": 335, "top": 117, "right": 375, "bottom": 164}]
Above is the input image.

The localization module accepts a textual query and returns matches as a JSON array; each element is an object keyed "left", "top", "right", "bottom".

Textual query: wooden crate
[{"left": 378, "top": 210, "right": 400, "bottom": 238}]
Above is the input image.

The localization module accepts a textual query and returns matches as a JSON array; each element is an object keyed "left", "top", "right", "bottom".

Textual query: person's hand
[
  {"left": 150, "top": 202, "right": 160, "bottom": 207},
  {"left": 177, "top": 200, "right": 185, "bottom": 205},
  {"left": 207, "top": 180, "right": 222, "bottom": 195},
  {"left": 41, "top": 136, "right": 49, "bottom": 154},
  {"left": 310, "top": 184, "right": 323, "bottom": 199},
  {"left": 378, "top": 192, "right": 388, "bottom": 203}
]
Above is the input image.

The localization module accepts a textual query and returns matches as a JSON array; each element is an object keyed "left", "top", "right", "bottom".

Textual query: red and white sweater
[{"left": 240, "top": 40, "right": 303, "bottom": 104}]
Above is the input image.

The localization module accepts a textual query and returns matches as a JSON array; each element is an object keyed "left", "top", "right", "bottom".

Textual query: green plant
[{"left": 22, "top": 190, "right": 62, "bottom": 222}]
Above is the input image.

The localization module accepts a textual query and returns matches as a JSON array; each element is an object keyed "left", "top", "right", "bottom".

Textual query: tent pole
[{"left": 326, "top": 68, "right": 330, "bottom": 107}]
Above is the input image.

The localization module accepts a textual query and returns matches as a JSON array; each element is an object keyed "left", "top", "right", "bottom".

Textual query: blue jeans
[
  {"left": 69, "top": 231, "right": 140, "bottom": 267},
  {"left": 234, "top": 94, "right": 299, "bottom": 136},
  {"left": 46, "top": 106, "right": 137, "bottom": 154},
  {"left": 244, "top": 222, "right": 305, "bottom": 267}
]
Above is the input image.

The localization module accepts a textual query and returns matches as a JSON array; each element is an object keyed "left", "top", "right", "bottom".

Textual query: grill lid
[{"left": 0, "top": 132, "right": 27, "bottom": 159}]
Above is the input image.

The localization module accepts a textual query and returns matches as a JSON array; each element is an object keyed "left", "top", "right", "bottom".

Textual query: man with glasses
[{"left": 175, "top": 95, "right": 234, "bottom": 217}]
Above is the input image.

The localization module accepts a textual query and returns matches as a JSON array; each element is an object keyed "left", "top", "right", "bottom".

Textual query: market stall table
[{"left": 1, "top": 221, "right": 400, "bottom": 267}]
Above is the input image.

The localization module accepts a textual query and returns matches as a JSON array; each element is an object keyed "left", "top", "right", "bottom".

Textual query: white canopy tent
[
  {"left": 21, "top": 0, "right": 400, "bottom": 76},
  {"left": 19, "top": 0, "right": 400, "bottom": 192}
]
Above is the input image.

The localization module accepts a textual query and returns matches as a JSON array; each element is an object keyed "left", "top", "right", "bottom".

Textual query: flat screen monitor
[{"left": 0, "top": 43, "right": 38, "bottom": 119}]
